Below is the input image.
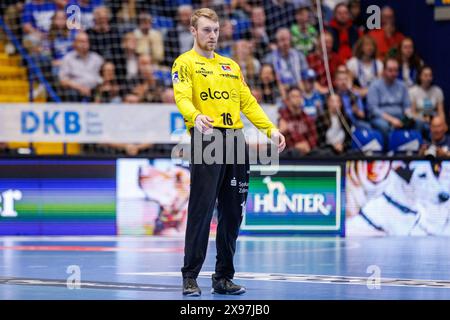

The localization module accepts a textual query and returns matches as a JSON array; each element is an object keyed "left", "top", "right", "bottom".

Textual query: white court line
[{"left": 117, "top": 271, "right": 450, "bottom": 289}]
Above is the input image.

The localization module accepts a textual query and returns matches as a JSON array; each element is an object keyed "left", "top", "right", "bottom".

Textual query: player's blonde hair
[{"left": 190, "top": 8, "right": 219, "bottom": 29}]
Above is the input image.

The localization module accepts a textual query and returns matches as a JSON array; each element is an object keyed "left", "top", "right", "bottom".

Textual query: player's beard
[{"left": 198, "top": 39, "right": 217, "bottom": 52}]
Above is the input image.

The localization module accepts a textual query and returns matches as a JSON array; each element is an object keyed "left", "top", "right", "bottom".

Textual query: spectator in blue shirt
[
  {"left": 367, "top": 57, "right": 411, "bottom": 140},
  {"left": 334, "top": 69, "right": 371, "bottom": 130},
  {"left": 22, "top": 0, "right": 56, "bottom": 39},
  {"left": 301, "top": 68, "right": 323, "bottom": 121},
  {"left": 48, "top": 10, "right": 77, "bottom": 75}
]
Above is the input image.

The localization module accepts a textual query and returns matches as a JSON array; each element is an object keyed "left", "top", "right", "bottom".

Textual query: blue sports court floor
[{"left": 1, "top": 236, "right": 450, "bottom": 300}]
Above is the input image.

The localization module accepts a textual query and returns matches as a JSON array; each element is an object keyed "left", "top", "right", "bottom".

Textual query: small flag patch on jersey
[
  {"left": 172, "top": 71, "right": 180, "bottom": 84},
  {"left": 221, "top": 65, "right": 232, "bottom": 72}
]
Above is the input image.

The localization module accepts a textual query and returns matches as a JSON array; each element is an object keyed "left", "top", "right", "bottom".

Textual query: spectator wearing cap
[
  {"left": 278, "top": 86, "right": 318, "bottom": 156},
  {"left": 133, "top": 13, "right": 164, "bottom": 65},
  {"left": 264, "top": 28, "right": 309, "bottom": 101},
  {"left": 290, "top": 6, "right": 318, "bottom": 56},
  {"left": 327, "top": 2, "right": 362, "bottom": 63},
  {"left": 301, "top": 68, "right": 324, "bottom": 121},
  {"left": 368, "top": 6, "right": 405, "bottom": 60},
  {"left": 334, "top": 70, "right": 371, "bottom": 130}
]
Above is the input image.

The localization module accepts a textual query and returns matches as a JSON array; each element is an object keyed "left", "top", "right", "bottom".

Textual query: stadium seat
[
  {"left": 152, "top": 16, "right": 174, "bottom": 30},
  {"left": 351, "top": 128, "right": 384, "bottom": 153},
  {"left": 388, "top": 129, "right": 423, "bottom": 154},
  {"left": 232, "top": 18, "right": 251, "bottom": 39},
  {"left": 153, "top": 69, "right": 172, "bottom": 87}
]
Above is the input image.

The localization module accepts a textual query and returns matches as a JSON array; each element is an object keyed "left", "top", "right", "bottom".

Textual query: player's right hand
[{"left": 195, "top": 114, "right": 214, "bottom": 134}]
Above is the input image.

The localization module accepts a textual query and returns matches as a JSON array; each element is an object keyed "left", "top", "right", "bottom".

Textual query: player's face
[{"left": 192, "top": 17, "right": 219, "bottom": 52}]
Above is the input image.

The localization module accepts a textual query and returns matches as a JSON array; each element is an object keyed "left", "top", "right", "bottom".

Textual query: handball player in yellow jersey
[{"left": 172, "top": 8, "right": 285, "bottom": 296}]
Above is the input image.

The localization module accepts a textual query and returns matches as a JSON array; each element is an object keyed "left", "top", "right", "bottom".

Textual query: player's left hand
[{"left": 271, "top": 130, "right": 286, "bottom": 153}]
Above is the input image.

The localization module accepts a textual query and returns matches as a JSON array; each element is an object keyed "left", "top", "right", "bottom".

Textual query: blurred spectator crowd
[{"left": 0, "top": 0, "right": 447, "bottom": 157}]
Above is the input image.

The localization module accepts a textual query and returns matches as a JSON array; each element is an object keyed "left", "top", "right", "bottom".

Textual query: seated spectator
[
  {"left": 366, "top": 57, "right": 411, "bottom": 141},
  {"left": 68, "top": 0, "right": 103, "bottom": 31},
  {"left": 290, "top": 5, "right": 318, "bottom": 56},
  {"left": 419, "top": 116, "right": 450, "bottom": 157},
  {"left": 278, "top": 86, "right": 318, "bottom": 156},
  {"left": 22, "top": 0, "right": 56, "bottom": 41},
  {"left": 94, "top": 62, "right": 122, "bottom": 103},
  {"left": 334, "top": 70, "right": 371, "bottom": 129},
  {"left": 396, "top": 37, "right": 423, "bottom": 88},
  {"left": 217, "top": 19, "right": 234, "bottom": 57},
  {"left": 264, "top": 28, "right": 309, "bottom": 101},
  {"left": 307, "top": 31, "right": 342, "bottom": 94},
  {"left": 247, "top": 6, "right": 271, "bottom": 61},
  {"left": 301, "top": 68, "right": 324, "bottom": 121},
  {"left": 368, "top": 6, "right": 405, "bottom": 60},
  {"left": 164, "top": 5, "right": 194, "bottom": 67},
  {"left": 87, "top": 6, "right": 121, "bottom": 63},
  {"left": 265, "top": 0, "right": 296, "bottom": 42},
  {"left": 115, "top": 32, "right": 139, "bottom": 81},
  {"left": 327, "top": 2, "right": 361, "bottom": 63},
  {"left": 232, "top": 39, "right": 261, "bottom": 88},
  {"left": 124, "top": 54, "right": 164, "bottom": 103},
  {"left": 48, "top": 10, "right": 77, "bottom": 75},
  {"left": 59, "top": 31, "right": 104, "bottom": 102},
  {"left": 255, "top": 64, "right": 282, "bottom": 105},
  {"left": 348, "top": 0, "right": 365, "bottom": 32},
  {"left": 409, "top": 66, "right": 445, "bottom": 124},
  {"left": 346, "top": 35, "right": 383, "bottom": 98},
  {"left": 133, "top": 13, "right": 164, "bottom": 65},
  {"left": 316, "top": 94, "right": 351, "bottom": 155}
]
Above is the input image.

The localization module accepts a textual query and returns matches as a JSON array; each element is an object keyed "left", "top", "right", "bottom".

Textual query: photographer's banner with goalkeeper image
[
  {"left": 116, "top": 158, "right": 198, "bottom": 236},
  {"left": 242, "top": 165, "right": 344, "bottom": 235},
  {"left": 346, "top": 160, "right": 450, "bottom": 236}
]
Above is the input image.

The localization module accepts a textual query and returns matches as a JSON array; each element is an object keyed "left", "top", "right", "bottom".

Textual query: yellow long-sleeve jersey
[{"left": 172, "top": 49, "right": 276, "bottom": 138}]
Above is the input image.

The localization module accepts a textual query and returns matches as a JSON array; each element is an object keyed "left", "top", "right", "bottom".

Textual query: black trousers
[{"left": 181, "top": 128, "right": 249, "bottom": 280}]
